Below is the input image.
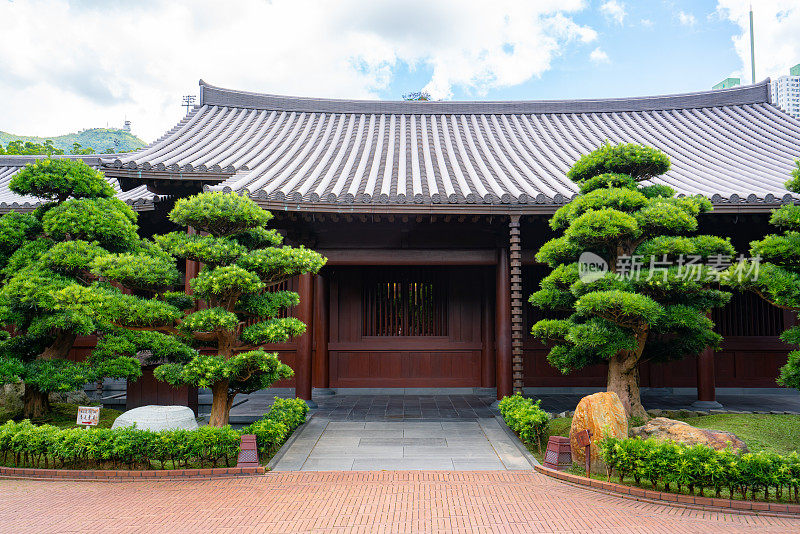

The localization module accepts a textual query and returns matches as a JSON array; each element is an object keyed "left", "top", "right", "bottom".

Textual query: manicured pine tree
[
  {"left": 529, "top": 143, "right": 734, "bottom": 418},
  {"left": 0, "top": 159, "right": 143, "bottom": 418},
  {"left": 73, "top": 192, "right": 326, "bottom": 426},
  {"left": 724, "top": 161, "right": 800, "bottom": 390}
]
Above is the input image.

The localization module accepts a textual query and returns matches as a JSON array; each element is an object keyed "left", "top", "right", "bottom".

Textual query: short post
[
  {"left": 237, "top": 434, "right": 259, "bottom": 468},
  {"left": 575, "top": 429, "right": 592, "bottom": 477}
]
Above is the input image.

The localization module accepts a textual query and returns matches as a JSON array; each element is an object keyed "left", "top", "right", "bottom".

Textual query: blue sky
[
  {"left": 0, "top": 0, "right": 797, "bottom": 141},
  {"left": 380, "top": 1, "right": 744, "bottom": 102}
]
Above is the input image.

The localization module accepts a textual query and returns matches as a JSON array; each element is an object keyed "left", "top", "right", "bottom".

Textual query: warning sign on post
[{"left": 76, "top": 406, "right": 100, "bottom": 427}]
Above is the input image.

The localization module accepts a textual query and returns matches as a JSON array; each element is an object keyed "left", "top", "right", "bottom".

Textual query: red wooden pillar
[
  {"left": 692, "top": 347, "right": 722, "bottom": 409},
  {"left": 295, "top": 273, "right": 314, "bottom": 404},
  {"left": 313, "top": 273, "right": 332, "bottom": 394},
  {"left": 185, "top": 227, "right": 199, "bottom": 297},
  {"left": 496, "top": 247, "right": 512, "bottom": 400},
  {"left": 481, "top": 270, "right": 496, "bottom": 387}
]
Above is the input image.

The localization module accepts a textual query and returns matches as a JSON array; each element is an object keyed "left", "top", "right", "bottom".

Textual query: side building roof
[
  {"left": 0, "top": 155, "right": 157, "bottom": 213},
  {"left": 101, "top": 79, "right": 800, "bottom": 214}
]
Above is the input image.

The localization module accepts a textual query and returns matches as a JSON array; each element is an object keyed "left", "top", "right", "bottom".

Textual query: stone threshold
[
  {"left": 534, "top": 464, "right": 800, "bottom": 517},
  {"left": 0, "top": 465, "right": 265, "bottom": 481}
]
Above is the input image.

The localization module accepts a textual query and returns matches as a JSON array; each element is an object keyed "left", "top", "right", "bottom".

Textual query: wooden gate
[{"left": 328, "top": 266, "right": 486, "bottom": 388}]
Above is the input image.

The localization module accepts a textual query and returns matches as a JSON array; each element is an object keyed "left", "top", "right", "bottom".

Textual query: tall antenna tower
[
  {"left": 749, "top": 5, "right": 756, "bottom": 84},
  {"left": 182, "top": 94, "right": 197, "bottom": 115}
]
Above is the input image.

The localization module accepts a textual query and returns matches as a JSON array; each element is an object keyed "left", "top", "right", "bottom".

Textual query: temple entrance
[{"left": 326, "top": 266, "right": 491, "bottom": 388}]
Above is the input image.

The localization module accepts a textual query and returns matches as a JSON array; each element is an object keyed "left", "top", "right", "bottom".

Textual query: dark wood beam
[{"left": 318, "top": 249, "right": 498, "bottom": 266}]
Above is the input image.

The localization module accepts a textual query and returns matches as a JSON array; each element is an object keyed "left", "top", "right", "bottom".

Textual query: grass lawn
[
  {"left": 677, "top": 414, "right": 800, "bottom": 456},
  {"left": 1, "top": 402, "right": 122, "bottom": 429}
]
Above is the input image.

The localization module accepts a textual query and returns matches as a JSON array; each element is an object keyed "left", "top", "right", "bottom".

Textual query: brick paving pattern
[{"left": 2, "top": 471, "right": 798, "bottom": 533}]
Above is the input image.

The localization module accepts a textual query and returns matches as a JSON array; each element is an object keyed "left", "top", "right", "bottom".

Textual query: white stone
[{"left": 111, "top": 405, "right": 199, "bottom": 432}]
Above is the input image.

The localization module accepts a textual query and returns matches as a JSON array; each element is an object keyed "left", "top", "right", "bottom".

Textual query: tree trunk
[
  {"left": 41, "top": 332, "right": 77, "bottom": 361},
  {"left": 607, "top": 353, "right": 648, "bottom": 420},
  {"left": 208, "top": 380, "right": 231, "bottom": 427},
  {"left": 23, "top": 386, "right": 50, "bottom": 420}
]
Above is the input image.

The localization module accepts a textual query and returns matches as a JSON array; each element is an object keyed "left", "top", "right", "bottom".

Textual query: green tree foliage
[
  {"left": 80, "top": 192, "right": 326, "bottom": 426},
  {"left": 529, "top": 143, "right": 733, "bottom": 419},
  {"left": 0, "top": 139, "right": 63, "bottom": 156},
  {"left": 0, "top": 159, "right": 144, "bottom": 418},
  {"left": 0, "top": 128, "right": 146, "bottom": 154},
  {"left": 724, "top": 161, "right": 800, "bottom": 390}
]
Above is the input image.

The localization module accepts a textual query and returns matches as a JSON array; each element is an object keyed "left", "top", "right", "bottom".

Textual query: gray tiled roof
[
  {"left": 0, "top": 155, "right": 156, "bottom": 213},
  {"left": 102, "top": 79, "right": 800, "bottom": 212}
]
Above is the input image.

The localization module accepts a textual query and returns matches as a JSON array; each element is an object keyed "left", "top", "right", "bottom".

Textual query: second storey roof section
[
  {"left": 0, "top": 155, "right": 157, "bottom": 213},
  {"left": 101, "top": 79, "right": 800, "bottom": 212}
]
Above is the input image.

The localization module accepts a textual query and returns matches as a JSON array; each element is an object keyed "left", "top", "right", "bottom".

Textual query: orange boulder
[{"left": 570, "top": 392, "right": 628, "bottom": 472}]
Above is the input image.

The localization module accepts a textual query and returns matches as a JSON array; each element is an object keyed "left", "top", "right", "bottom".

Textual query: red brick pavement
[{"left": 1, "top": 471, "right": 798, "bottom": 533}]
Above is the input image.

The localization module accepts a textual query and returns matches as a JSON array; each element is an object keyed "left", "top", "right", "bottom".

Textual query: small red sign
[{"left": 76, "top": 406, "right": 100, "bottom": 427}]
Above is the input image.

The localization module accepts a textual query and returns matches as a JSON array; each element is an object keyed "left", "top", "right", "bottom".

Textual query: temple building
[{"left": 1, "top": 78, "right": 799, "bottom": 408}]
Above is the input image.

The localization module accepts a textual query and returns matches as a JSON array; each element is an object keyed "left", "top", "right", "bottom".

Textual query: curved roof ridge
[{"left": 199, "top": 78, "right": 772, "bottom": 115}]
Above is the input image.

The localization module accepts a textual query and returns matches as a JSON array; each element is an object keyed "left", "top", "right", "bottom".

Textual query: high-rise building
[
  {"left": 123, "top": 120, "right": 131, "bottom": 132},
  {"left": 713, "top": 78, "right": 740, "bottom": 90},
  {"left": 771, "top": 64, "right": 800, "bottom": 119}
]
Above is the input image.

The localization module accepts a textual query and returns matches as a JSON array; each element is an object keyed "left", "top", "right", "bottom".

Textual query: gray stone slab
[
  {"left": 479, "top": 418, "right": 535, "bottom": 471},
  {"left": 323, "top": 429, "right": 404, "bottom": 438},
  {"left": 402, "top": 447, "right": 498, "bottom": 459},
  {"left": 351, "top": 458, "right": 455, "bottom": 471},
  {"left": 360, "top": 437, "right": 447, "bottom": 447},
  {"left": 300, "top": 458, "right": 356, "bottom": 471},
  {"left": 452, "top": 459, "right": 507, "bottom": 470},
  {"left": 326, "top": 422, "right": 366, "bottom": 429},
  {"left": 309, "top": 446, "right": 404, "bottom": 459}
]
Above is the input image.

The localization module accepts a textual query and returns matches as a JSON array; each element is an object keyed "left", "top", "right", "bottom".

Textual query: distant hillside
[{"left": 0, "top": 128, "right": 147, "bottom": 154}]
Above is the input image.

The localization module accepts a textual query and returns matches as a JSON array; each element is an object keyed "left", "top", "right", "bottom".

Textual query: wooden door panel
[{"left": 330, "top": 351, "right": 481, "bottom": 387}]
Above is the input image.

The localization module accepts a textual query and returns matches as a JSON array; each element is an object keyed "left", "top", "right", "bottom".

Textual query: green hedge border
[
  {"left": 535, "top": 464, "right": 800, "bottom": 517},
  {"left": 0, "top": 397, "right": 309, "bottom": 471}
]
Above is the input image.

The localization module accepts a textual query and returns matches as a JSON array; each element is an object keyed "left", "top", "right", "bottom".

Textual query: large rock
[
  {"left": 111, "top": 405, "right": 199, "bottom": 432},
  {"left": 570, "top": 392, "right": 628, "bottom": 472},
  {"left": 49, "top": 389, "right": 92, "bottom": 405},
  {"left": 0, "top": 383, "right": 24, "bottom": 415},
  {"left": 631, "top": 417, "right": 748, "bottom": 452}
]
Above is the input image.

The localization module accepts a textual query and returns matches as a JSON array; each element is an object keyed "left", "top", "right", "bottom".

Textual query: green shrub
[
  {"left": 598, "top": 436, "right": 800, "bottom": 503},
  {"left": 498, "top": 394, "right": 550, "bottom": 452},
  {"left": 0, "top": 396, "right": 310, "bottom": 470},
  {"left": 241, "top": 397, "right": 309, "bottom": 460}
]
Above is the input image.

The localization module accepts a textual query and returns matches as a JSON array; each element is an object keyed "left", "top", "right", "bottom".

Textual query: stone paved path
[
  {"left": 271, "top": 419, "right": 534, "bottom": 471},
  {"left": 2, "top": 471, "right": 797, "bottom": 533}
]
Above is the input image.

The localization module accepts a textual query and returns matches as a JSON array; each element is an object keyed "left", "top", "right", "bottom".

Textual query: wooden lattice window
[
  {"left": 712, "top": 290, "right": 785, "bottom": 337},
  {"left": 362, "top": 269, "right": 447, "bottom": 336}
]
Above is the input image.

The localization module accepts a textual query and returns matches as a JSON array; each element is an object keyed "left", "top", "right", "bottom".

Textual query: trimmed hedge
[
  {"left": 599, "top": 436, "right": 800, "bottom": 503},
  {"left": 0, "top": 397, "right": 309, "bottom": 470},
  {"left": 241, "top": 397, "right": 309, "bottom": 460},
  {"left": 499, "top": 394, "right": 549, "bottom": 452}
]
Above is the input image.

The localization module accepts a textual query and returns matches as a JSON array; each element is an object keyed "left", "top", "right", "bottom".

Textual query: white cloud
[
  {"left": 717, "top": 1, "right": 800, "bottom": 83},
  {"left": 0, "top": 0, "right": 598, "bottom": 142},
  {"left": 600, "top": 1, "right": 626, "bottom": 25},
  {"left": 589, "top": 47, "right": 610, "bottom": 64},
  {"left": 640, "top": 19, "right": 653, "bottom": 27},
  {"left": 678, "top": 11, "right": 697, "bottom": 27}
]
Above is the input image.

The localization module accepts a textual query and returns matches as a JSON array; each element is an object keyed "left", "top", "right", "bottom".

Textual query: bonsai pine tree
[
  {"left": 529, "top": 143, "right": 733, "bottom": 418},
  {"left": 724, "top": 160, "right": 800, "bottom": 390},
  {"left": 79, "top": 192, "right": 326, "bottom": 426},
  {"left": 0, "top": 159, "right": 143, "bottom": 418}
]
